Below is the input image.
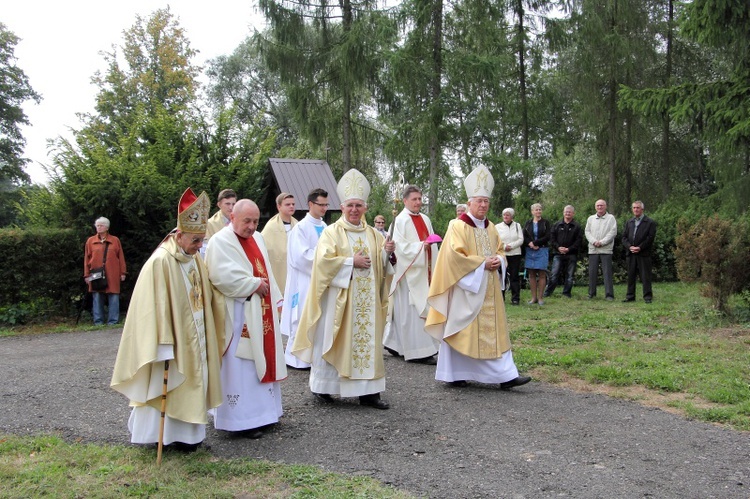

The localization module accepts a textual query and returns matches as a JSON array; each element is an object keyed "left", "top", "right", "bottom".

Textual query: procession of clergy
[{"left": 110, "top": 165, "right": 531, "bottom": 450}]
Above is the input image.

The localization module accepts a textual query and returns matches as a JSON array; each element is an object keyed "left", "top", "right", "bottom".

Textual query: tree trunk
[
  {"left": 661, "top": 0, "right": 673, "bottom": 198},
  {"left": 341, "top": 0, "right": 353, "bottom": 172},
  {"left": 428, "top": 0, "right": 443, "bottom": 215},
  {"left": 516, "top": 0, "right": 529, "bottom": 161}
]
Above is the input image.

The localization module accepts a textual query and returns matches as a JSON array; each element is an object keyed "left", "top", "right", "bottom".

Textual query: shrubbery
[
  {"left": 675, "top": 215, "right": 750, "bottom": 313},
  {"left": 0, "top": 228, "right": 84, "bottom": 324}
]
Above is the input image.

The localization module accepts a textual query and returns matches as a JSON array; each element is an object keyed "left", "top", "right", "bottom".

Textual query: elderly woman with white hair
[
  {"left": 84, "top": 217, "right": 127, "bottom": 325},
  {"left": 495, "top": 208, "right": 524, "bottom": 305}
]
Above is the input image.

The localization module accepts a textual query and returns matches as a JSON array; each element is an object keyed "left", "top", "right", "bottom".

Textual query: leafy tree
[
  {"left": 620, "top": 0, "right": 750, "bottom": 214},
  {"left": 0, "top": 23, "right": 41, "bottom": 226},
  {"left": 30, "top": 9, "right": 207, "bottom": 281},
  {"left": 256, "top": 0, "right": 396, "bottom": 175}
]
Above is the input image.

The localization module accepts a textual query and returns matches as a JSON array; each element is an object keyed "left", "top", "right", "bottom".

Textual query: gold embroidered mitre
[
  {"left": 337, "top": 168, "right": 370, "bottom": 203},
  {"left": 177, "top": 187, "right": 211, "bottom": 234},
  {"left": 464, "top": 165, "right": 494, "bottom": 199}
]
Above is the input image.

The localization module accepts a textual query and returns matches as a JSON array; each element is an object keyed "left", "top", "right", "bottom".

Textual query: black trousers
[
  {"left": 503, "top": 254, "right": 522, "bottom": 304},
  {"left": 625, "top": 254, "right": 653, "bottom": 300}
]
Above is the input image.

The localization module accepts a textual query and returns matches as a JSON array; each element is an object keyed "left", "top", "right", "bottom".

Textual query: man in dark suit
[{"left": 622, "top": 201, "right": 657, "bottom": 303}]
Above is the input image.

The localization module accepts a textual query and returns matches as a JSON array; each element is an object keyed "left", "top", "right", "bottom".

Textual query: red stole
[
  {"left": 236, "top": 233, "right": 278, "bottom": 383},
  {"left": 410, "top": 213, "right": 432, "bottom": 282}
]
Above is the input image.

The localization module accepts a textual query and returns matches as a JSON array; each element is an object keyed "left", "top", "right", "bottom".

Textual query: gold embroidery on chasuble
[
  {"left": 474, "top": 227, "right": 499, "bottom": 359},
  {"left": 187, "top": 265, "right": 203, "bottom": 313},
  {"left": 349, "top": 233, "right": 375, "bottom": 374}
]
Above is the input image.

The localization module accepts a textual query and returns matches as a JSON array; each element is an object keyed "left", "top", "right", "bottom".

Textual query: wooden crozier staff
[{"left": 156, "top": 360, "right": 169, "bottom": 466}]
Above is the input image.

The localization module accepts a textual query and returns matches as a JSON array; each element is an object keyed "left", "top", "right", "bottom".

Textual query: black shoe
[
  {"left": 587, "top": 294, "right": 595, "bottom": 299},
  {"left": 359, "top": 393, "right": 390, "bottom": 410},
  {"left": 511, "top": 301, "right": 520, "bottom": 306},
  {"left": 543, "top": 292, "right": 551, "bottom": 298},
  {"left": 168, "top": 441, "right": 202, "bottom": 452},
  {"left": 384, "top": 346, "right": 402, "bottom": 357},
  {"left": 605, "top": 296, "right": 614, "bottom": 301},
  {"left": 408, "top": 356, "right": 437, "bottom": 365},
  {"left": 645, "top": 299, "right": 652, "bottom": 304},
  {"left": 313, "top": 392, "right": 335, "bottom": 404},
  {"left": 500, "top": 376, "right": 531, "bottom": 390},
  {"left": 449, "top": 380, "right": 469, "bottom": 388},
  {"left": 287, "top": 364, "right": 311, "bottom": 371},
  {"left": 239, "top": 428, "right": 264, "bottom": 439},
  {"left": 622, "top": 298, "right": 635, "bottom": 302}
]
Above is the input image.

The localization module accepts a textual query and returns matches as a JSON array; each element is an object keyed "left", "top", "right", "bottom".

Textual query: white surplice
[
  {"left": 384, "top": 208, "right": 440, "bottom": 360},
  {"left": 280, "top": 213, "right": 326, "bottom": 368},
  {"left": 204, "top": 227, "right": 286, "bottom": 431}
]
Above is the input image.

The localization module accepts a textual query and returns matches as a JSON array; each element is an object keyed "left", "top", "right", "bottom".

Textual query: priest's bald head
[{"left": 231, "top": 199, "right": 261, "bottom": 238}]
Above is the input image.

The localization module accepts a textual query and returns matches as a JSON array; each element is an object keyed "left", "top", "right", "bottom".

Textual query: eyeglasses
[
  {"left": 190, "top": 237, "right": 205, "bottom": 244},
  {"left": 312, "top": 202, "right": 330, "bottom": 207},
  {"left": 345, "top": 203, "right": 365, "bottom": 209}
]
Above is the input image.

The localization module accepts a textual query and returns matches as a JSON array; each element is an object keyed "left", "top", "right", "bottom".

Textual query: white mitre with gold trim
[
  {"left": 177, "top": 187, "right": 211, "bottom": 234},
  {"left": 464, "top": 165, "right": 494, "bottom": 199},
  {"left": 337, "top": 168, "right": 370, "bottom": 203}
]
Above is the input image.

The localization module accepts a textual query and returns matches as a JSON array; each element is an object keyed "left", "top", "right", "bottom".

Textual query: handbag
[
  {"left": 89, "top": 241, "right": 110, "bottom": 292},
  {"left": 89, "top": 267, "right": 108, "bottom": 291}
]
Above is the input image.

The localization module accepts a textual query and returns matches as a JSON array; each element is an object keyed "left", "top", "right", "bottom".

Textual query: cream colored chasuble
[
  {"left": 347, "top": 229, "right": 378, "bottom": 379},
  {"left": 179, "top": 258, "right": 208, "bottom": 390}
]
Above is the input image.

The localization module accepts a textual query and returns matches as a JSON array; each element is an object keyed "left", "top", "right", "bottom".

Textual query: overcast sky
[{"left": 4, "top": 1, "right": 266, "bottom": 184}]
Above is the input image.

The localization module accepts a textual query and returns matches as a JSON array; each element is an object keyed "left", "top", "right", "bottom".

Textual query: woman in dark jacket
[{"left": 523, "top": 204, "right": 551, "bottom": 305}]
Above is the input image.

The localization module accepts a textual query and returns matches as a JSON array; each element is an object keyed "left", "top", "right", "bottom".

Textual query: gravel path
[{"left": 1, "top": 329, "right": 748, "bottom": 498}]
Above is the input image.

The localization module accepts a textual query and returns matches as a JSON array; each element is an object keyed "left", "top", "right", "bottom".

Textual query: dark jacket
[
  {"left": 550, "top": 219, "right": 582, "bottom": 255},
  {"left": 622, "top": 215, "right": 657, "bottom": 257},
  {"left": 523, "top": 218, "right": 551, "bottom": 248}
]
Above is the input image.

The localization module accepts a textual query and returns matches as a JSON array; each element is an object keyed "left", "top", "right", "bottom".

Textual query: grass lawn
[
  {"left": 1, "top": 281, "right": 747, "bottom": 497},
  {"left": 0, "top": 434, "right": 409, "bottom": 498},
  {"left": 508, "top": 281, "right": 750, "bottom": 431}
]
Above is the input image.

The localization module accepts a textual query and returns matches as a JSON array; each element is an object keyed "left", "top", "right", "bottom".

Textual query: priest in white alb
[
  {"left": 280, "top": 188, "right": 329, "bottom": 369},
  {"left": 425, "top": 166, "right": 531, "bottom": 389},
  {"left": 293, "top": 169, "right": 395, "bottom": 409},
  {"left": 111, "top": 188, "right": 225, "bottom": 451},
  {"left": 384, "top": 184, "right": 440, "bottom": 364},
  {"left": 204, "top": 199, "right": 287, "bottom": 439}
]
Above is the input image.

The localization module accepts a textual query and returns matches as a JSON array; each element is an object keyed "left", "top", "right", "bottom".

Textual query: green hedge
[{"left": 0, "top": 228, "right": 85, "bottom": 321}]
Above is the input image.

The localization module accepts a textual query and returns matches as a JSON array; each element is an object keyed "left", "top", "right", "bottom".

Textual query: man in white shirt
[{"left": 281, "top": 188, "right": 329, "bottom": 369}]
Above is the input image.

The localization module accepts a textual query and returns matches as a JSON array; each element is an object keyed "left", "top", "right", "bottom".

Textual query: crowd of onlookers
[{"left": 491, "top": 198, "right": 657, "bottom": 305}]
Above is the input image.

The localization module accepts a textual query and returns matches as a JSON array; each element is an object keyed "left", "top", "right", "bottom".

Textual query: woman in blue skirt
[{"left": 523, "top": 204, "right": 551, "bottom": 305}]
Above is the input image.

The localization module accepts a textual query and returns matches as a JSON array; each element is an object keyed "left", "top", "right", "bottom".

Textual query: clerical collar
[
  {"left": 467, "top": 212, "right": 485, "bottom": 226},
  {"left": 306, "top": 213, "right": 324, "bottom": 225}
]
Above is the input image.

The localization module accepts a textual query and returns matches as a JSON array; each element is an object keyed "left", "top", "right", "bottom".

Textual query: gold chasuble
[
  {"left": 236, "top": 234, "right": 279, "bottom": 383},
  {"left": 293, "top": 218, "right": 390, "bottom": 380},
  {"left": 425, "top": 215, "right": 511, "bottom": 359},
  {"left": 111, "top": 235, "right": 225, "bottom": 424}
]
